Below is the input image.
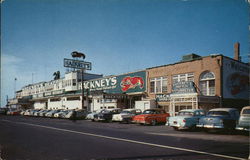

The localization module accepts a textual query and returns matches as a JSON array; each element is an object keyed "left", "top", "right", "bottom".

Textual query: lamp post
[
  {"left": 71, "top": 51, "right": 86, "bottom": 110},
  {"left": 14, "top": 78, "right": 17, "bottom": 98},
  {"left": 81, "top": 68, "right": 85, "bottom": 109}
]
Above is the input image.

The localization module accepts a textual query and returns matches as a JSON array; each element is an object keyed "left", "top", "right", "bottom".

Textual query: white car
[
  {"left": 54, "top": 110, "right": 69, "bottom": 118},
  {"left": 64, "top": 110, "right": 87, "bottom": 119},
  {"left": 85, "top": 110, "right": 103, "bottom": 121},
  {"left": 112, "top": 109, "right": 142, "bottom": 123}
]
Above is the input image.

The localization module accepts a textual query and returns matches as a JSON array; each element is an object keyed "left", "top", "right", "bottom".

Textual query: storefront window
[
  {"left": 199, "top": 71, "right": 215, "bottom": 96},
  {"left": 150, "top": 77, "right": 167, "bottom": 93}
]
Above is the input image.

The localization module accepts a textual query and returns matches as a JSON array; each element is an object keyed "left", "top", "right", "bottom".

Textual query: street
[{"left": 0, "top": 115, "right": 249, "bottom": 160}]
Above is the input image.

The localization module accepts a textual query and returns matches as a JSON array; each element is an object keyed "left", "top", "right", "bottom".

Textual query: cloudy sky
[{"left": 1, "top": 0, "right": 249, "bottom": 106}]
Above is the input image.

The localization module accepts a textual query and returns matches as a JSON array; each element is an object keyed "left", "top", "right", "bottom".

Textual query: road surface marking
[{"left": 1, "top": 119, "right": 247, "bottom": 160}]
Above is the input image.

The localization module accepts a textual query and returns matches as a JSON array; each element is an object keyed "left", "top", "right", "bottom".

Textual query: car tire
[
  {"left": 173, "top": 127, "right": 179, "bottom": 131},
  {"left": 151, "top": 120, "right": 157, "bottom": 126}
]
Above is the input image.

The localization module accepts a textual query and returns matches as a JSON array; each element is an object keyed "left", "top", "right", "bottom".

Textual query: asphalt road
[{"left": 0, "top": 115, "right": 249, "bottom": 160}]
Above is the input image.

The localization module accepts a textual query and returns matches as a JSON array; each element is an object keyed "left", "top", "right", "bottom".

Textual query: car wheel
[
  {"left": 173, "top": 127, "right": 179, "bottom": 131},
  {"left": 151, "top": 120, "right": 157, "bottom": 126}
]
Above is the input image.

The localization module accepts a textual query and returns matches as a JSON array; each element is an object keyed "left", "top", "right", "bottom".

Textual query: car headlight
[{"left": 220, "top": 119, "right": 223, "bottom": 124}]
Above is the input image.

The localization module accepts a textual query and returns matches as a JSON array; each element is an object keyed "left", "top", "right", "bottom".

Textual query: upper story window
[
  {"left": 172, "top": 73, "right": 194, "bottom": 84},
  {"left": 199, "top": 71, "right": 215, "bottom": 96},
  {"left": 72, "top": 79, "right": 76, "bottom": 86},
  {"left": 150, "top": 77, "right": 167, "bottom": 93}
]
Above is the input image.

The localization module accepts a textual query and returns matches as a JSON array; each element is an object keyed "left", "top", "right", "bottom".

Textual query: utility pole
[{"left": 81, "top": 68, "right": 85, "bottom": 110}]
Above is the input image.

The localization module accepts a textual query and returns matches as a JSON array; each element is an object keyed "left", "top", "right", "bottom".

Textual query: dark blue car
[{"left": 197, "top": 108, "right": 239, "bottom": 131}]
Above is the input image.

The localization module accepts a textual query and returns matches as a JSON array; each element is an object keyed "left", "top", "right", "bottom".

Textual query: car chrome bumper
[
  {"left": 236, "top": 127, "right": 250, "bottom": 131},
  {"left": 197, "top": 124, "right": 224, "bottom": 129},
  {"left": 132, "top": 120, "right": 148, "bottom": 124}
]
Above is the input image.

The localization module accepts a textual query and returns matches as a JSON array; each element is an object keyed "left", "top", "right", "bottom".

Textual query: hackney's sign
[
  {"left": 64, "top": 58, "right": 92, "bottom": 70},
  {"left": 84, "top": 71, "right": 146, "bottom": 94}
]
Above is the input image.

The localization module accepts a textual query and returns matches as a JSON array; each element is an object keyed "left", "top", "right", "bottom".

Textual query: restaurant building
[
  {"left": 8, "top": 70, "right": 148, "bottom": 111},
  {"left": 9, "top": 43, "right": 249, "bottom": 113}
]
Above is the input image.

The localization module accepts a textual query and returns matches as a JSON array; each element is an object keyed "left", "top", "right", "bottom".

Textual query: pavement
[{"left": 0, "top": 115, "right": 249, "bottom": 160}]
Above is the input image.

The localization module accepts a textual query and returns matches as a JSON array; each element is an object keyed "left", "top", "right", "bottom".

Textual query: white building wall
[
  {"left": 135, "top": 100, "right": 156, "bottom": 112},
  {"left": 34, "top": 102, "right": 46, "bottom": 109},
  {"left": 48, "top": 99, "right": 62, "bottom": 109},
  {"left": 63, "top": 99, "right": 81, "bottom": 110},
  {"left": 90, "top": 96, "right": 117, "bottom": 111}
]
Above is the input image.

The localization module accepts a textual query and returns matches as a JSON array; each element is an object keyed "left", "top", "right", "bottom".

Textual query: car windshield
[
  {"left": 121, "top": 111, "right": 131, "bottom": 114},
  {"left": 101, "top": 110, "right": 110, "bottom": 113},
  {"left": 208, "top": 111, "right": 229, "bottom": 116},
  {"left": 242, "top": 109, "right": 250, "bottom": 115},
  {"left": 143, "top": 110, "right": 155, "bottom": 114},
  {"left": 178, "top": 112, "right": 194, "bottom": 116}
]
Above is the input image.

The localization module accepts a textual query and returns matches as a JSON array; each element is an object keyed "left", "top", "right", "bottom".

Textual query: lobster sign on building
[
  {"left": 120, "top": 76, "right": 144, "bottom": 92},
  {"left": 87, "top": 71, "right": 146, "bottom": 94}
]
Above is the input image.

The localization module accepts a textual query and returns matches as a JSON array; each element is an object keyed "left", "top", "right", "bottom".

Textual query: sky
[{"left": 1, "top": 0, "right": 249, "bottom": 106}]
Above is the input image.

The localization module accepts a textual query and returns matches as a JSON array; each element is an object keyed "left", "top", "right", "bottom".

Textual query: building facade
[
  {"left": 147, "top": 54, "right": 249, "bottom": 115},
  {"left": 8, "top": 53, "right": 249, "bottom": 114}
]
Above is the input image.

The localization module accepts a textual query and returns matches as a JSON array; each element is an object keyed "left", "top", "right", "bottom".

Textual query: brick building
[{"left": 146, "top": 51, "right": 249, "bottom": 115}]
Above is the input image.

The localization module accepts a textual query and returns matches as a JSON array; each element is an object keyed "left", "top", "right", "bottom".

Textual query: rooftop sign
[{"left": 64, "top": 58, "right": 92, "bottom": 70}]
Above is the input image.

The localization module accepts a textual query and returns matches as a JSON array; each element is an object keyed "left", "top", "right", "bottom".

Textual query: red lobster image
[{"left": 120, "top": 76, "right": 144, "bottom": 92}]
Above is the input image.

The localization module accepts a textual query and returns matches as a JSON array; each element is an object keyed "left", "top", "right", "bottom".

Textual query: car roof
[
  {"left": 242, "top": 106, "right": 250, "bottom": 110},
  {"left": 122, "top": 109, "right": 140, "bottom": 111},
  {"left": 145, "top": 108, "right": 164, "bottom": 111},
  {"left": 209, "top": 108, "right": 238, "bottom": 112},
  {"left": 179, "top": 109, "right": 204, "bottom": 112}
]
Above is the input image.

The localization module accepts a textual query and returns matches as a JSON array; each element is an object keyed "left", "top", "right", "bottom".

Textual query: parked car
[
  {"left": 112, "top": 109, "right": 142, "bottom": 123},
  {"left": 39, "top": 110, "right": 51, "bottom": 117},
  {"left": 7, "top": 109, "right": 21, "bottom": 115},
  {"left": 0, "top": 108, "right": 8, "bottom": 115},
  {"left": 54, "top": 110, "right": 69, "bottom": 118},
  {"left": 85, "top": 109, "right": 103, "bottom": 121},
  {"left": 132, "top": 109, "right": 170, "bottom": 125},
  {"left": 166, "top": 109, "right": 205, "bottom": 130},
  {"left": 24, "top": 109, "right": 32, "bottom": 116},
  {"left": 34, "top": 110, "right": 45, "bottom": 116},
  {"left": 20, "top": 110, "right": 26, "bottom": 115},
  {"left": 45, "top": 110, "right": 61, "bottom": 118},
  {"left": 94, "top": 108, "right": 121, "bottom": 122},
  {"left": 236, "top": 106, "right": 250, "bottom": 132},
  {"left": 29, "top": 109, "right": 41, "bottom": 116},
  {"left": 65, "top": 109, "right": 88, "bottom": 119},
  {"left": 196, "top": 108, "right": 239, "bottom": 131}
]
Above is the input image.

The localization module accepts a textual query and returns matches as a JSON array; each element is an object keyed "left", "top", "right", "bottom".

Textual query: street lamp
[
  {"left": 14, "top": 78, "right": 17, "bottom": 98},
  {"left": 71, "top": 51, "right": 86, "bottom": 110}
]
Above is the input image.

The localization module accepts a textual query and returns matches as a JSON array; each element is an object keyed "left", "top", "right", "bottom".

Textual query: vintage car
[
  {"left": 196, "top": 108, "right": 239, "bottom": 131},
  {"left": 112, "top": 109, "right": 142, "bottom": 123},
  {"left": 45, "top": 110, "right": 62, "bottom": 118},
  {"left": 65, "top": 109, "right": 88, "bottom": 119},
  {"left": 85, "top": 109, "right": 103, "bottom": 121},
  {"left": 6, "top": 109, "right": 21, "bottom": 115},
  {"left": 236, "top": 106, "right": 250, "bottom": 131},
  {"left": 166, "top": 109, "right": 205, "bottom": 130},
  {"left": 132, "top": 108, "right": 170, "bottom": 125},
  {"left": 54, "top": 110, "right": 69, "bottom": 118},
  {"left": 94, "top": 108, "right": 121, "bottom": 122}
]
